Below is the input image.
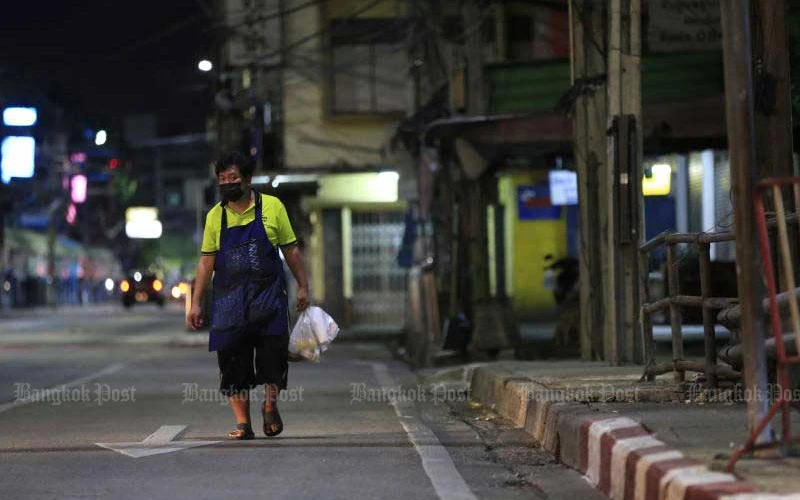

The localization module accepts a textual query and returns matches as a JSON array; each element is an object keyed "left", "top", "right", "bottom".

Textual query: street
[{"left": 0, "top": 305, "right": 603, "bottom": 500}]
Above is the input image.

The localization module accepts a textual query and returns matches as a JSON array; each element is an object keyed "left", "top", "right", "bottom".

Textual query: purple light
[
  {"left": 71, "top": 175, "right": 88, "bottom": 204},
  {"left": 66, "top": 203, "right": 77, "bottom": 225}
]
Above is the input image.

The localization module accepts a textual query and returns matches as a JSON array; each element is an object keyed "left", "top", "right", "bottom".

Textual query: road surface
[{"left": 0, "top": 304, "right": 603, "bottom": 500}]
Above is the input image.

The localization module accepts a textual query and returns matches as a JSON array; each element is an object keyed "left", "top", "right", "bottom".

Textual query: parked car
[{"left": 120, "top": 272, "right": 165, "bottom": 308}]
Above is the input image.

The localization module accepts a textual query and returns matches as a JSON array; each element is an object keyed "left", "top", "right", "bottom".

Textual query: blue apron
[{"left": 208, "top": 191, "right": 288, "bottom": 352}]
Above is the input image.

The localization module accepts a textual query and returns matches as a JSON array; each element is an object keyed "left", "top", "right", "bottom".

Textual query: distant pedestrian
[{"left": 187, "top": 151, "right": 309, "bottom": 440}]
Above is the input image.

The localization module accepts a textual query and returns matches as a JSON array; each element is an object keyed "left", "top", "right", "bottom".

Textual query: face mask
[{"left": 219, "top": 182, "right": 245, "bottom": 203}]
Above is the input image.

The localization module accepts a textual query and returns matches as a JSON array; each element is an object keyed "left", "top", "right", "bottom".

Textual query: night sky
[{"left": 0, "top": 1, "right": 213, "bottom": 135}]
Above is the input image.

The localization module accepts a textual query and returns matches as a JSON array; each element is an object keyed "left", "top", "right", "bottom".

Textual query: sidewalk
[
  {"left": 0, "top": 303, "right": 207, "bottom": 348},
  {"left": 0, "top": 302, "right": 121, "bottom": 319},
  {"left": 422, "top": 360, "right": 800, "bottom": 500}
]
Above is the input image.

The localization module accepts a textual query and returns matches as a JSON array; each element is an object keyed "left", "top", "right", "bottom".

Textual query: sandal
[
  {"left": 262, "top": 402, "right": 283, "bottom": 437},
  {"left": 227, "top": 422, "right": 254, "bottom": 440}
]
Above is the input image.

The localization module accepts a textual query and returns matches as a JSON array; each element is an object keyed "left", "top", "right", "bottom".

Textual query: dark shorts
[{"left": 217, "top": 332, "right": 289, "bottom": 396}]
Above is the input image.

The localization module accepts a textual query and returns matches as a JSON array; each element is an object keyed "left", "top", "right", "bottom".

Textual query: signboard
[
  {"left": 548, "top": 170, "right": 578, "bottom": 206},
  {"left": 3, "top": 107, "right": 37, "bottom": 127},
  {"left": 125, "top": 207, "right": 162, "bottom": 239},
  {"left": 1, "top": 136, "right": 35, "bottom": 184},
  {"left": 518, "top": 185, "right": 561, "bottom": 220},
  {"left": 647, "top": 0, "right": 721, "bottom": 53}
]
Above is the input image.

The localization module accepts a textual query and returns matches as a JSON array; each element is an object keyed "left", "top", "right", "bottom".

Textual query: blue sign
[
  {"left": 518, "top": 185, "right": 561, "bottom": 220},
  {"left": 18, "top": 213, "right": 49, "bottom": 230}
]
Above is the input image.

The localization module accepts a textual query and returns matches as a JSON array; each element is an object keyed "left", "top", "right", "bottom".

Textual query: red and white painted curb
[
  {"left": 576, "top": 416, "right": 797, "bottom": 500},
  {"left": 467, "top": 367, "right": 800, "bottom": 500}
]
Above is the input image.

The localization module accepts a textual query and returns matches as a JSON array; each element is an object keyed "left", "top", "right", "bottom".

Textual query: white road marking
[
  {"left": 372, "top": 362, "right": 478, "bottom": 500},
  {"left": 96, "top": 425, "right": 220, "bottom": 458},
  {"left": 0, "top": 362, "right": 126, "bottom": 414}
]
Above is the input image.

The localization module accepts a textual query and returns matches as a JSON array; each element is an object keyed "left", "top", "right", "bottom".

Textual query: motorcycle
[{"left": 543, "top": 254, "right": 580, "bottom": 353}]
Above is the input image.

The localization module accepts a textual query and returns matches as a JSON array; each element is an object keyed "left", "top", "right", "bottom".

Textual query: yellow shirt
[{"left": 201, "top": 192, "right": 297, "bottom": 255}]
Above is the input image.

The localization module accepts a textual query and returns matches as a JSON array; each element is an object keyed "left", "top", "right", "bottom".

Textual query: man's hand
[
  {"left": 187, "top": 303, "right": 204, "bottom": 330},
  {"left": 296, "top": 287, "right": 309, "bottom": 312}
]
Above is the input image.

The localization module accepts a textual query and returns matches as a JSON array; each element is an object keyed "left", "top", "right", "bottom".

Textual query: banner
[{"left": 647, "top": 0, "right": 721, "bottom": 53}]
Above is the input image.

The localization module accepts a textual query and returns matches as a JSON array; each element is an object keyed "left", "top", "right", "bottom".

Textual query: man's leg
[
  {"left": 229, "top": 390, "right": 251, "bottom": 424},
  {"left": 218, "top": 336, "right": 257, "bottom": 437},
  {"left": 254, "top": 333, "right": 289, "bottom": 436},
  {"left": 263, "top": 384, "right": 280, "bottom": 434}
]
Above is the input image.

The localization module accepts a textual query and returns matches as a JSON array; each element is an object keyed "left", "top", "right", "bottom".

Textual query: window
[
  {"left": 329, "top": 18, "right": 407, "bottom": 114},
  {"left": 508, "top": 15, "right": 534, "bottom": 61}
]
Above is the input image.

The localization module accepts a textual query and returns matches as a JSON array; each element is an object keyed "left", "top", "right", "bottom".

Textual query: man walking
[{"left": 188, "top": 151, "right": 308, "bottom": 439}]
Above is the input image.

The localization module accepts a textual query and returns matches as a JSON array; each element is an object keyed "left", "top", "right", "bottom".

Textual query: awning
[{"left": 421, "top": 95, "right": 727, "bottom": 162}]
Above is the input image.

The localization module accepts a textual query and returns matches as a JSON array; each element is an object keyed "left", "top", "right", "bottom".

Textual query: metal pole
[
  {"left": 666, "top": 242, "right": 684, "bottom": 382},
  {"left": 699, "top": 243, "right": 717, "bottom": 389},
  {"left": 639, "top": 248, "right": 655, "bottom": 376},
  {"left": 720, "top": 0, "right": 771, "bottom": 444}
]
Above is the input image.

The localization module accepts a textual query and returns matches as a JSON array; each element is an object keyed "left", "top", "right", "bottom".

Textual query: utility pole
[
  {"left": 605, "top": 0, "right": 643, "bottom": 364},
  {"left": 463, "top": 0, "right": 488, "bottom": 306},
  {"left": 752, "top": 0, "right": 794, "bottom": 179},
  {"left": 719, "top": 0, "right": 771, "bottom": 445},
  {"left": 463, "top": 0, "right": 486, "bottom": 116},
  {"left": 569, "top": 0, "right": 607, "bottom": 360}
]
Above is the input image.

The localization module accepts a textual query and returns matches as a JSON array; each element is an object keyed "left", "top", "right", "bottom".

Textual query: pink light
[
  {"left": 71, "top": 175, "right": 87, "bottom": 204},
  {"left": 66, "top": 203, "right": 77, "bottom": 225},
  {"left": 70, "top": 152, "right": 87, "bottom": 164}
]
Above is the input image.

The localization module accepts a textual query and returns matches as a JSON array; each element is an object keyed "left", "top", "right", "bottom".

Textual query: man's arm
[
  {"left": 188, "top": 254, "right": 215, "bottom": 329},
  {"left": 282, "top": 244, "right": 309, "bottom": 311}
]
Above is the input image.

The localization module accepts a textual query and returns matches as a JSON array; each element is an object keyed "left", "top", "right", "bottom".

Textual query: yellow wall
[
  {"left": 499, "top": 172, "right": 568, "bottom": 319},
  {"left": 282, "top": 0, "right": 404, "bottom": 169}
]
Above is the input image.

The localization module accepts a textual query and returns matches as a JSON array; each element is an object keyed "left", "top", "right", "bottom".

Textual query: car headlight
[
  {"left": 153, "top": 279, "right": 163, "bottom": 292},
  {"left": 171, "top": 286, "right": 181, "bottom": 299},
  {"left": 120, "top": 280, "right": 130, "bottom": 293}
]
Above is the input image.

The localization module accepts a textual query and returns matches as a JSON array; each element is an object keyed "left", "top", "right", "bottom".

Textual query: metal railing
[{"left": 638, "top": 230, "right": 740, "bottom": 388}]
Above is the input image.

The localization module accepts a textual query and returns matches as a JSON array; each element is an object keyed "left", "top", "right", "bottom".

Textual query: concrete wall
[{"left": 282, "top": 0, "right": 406, "bottom": 169}]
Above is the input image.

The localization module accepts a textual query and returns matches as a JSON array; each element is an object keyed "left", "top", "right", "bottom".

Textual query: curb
[{"left": 468, "top": 366, "right": 793, "bottom": 500}]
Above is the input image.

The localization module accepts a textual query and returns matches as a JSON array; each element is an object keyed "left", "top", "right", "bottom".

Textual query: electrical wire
[
  {"left": 221, "top": 0, "right": 329, "bottom": 31},
  {"left": 231, "top": 0, "right": 389, "bottom": 63},
  {"left": 104, "top": 13, "right": 205, "bottom": 61}
]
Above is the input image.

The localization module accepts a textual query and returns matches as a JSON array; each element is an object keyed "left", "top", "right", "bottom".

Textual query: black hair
[{"left": 214, "top": 151, "right": 255, "bottom": 179}]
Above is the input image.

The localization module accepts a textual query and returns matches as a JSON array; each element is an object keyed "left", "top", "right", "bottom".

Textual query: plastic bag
[
  {"left": 288, "top": 306, "right": 339, "bottom": 362},
  {"left": 305, "top": 306, "right": 339, "bottom": 352}
]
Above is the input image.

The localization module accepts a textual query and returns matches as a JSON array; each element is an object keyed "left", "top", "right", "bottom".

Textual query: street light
[
  {"left": 198, "top": 60, "right": 213, "bottom": 72},
  {"left": 95, "top": 130, "right": 107, "bottom": 146}
]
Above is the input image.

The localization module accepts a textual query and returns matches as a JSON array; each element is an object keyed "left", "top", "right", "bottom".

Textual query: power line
[
  {"left": 255, "top": 0, "right": 390, "bottom": 62},
  {"left": 221, "top": 0, "right": 329, "bottom": 32},
  {"left": 104, "top": 13, "right": 205, "bottom": 61}
]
